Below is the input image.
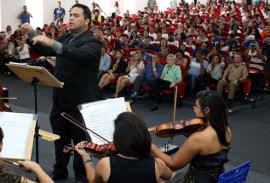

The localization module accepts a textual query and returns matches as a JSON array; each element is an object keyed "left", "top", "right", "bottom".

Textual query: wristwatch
[{"left": 153, "top": 68, "right": 156, "bottom": 71}]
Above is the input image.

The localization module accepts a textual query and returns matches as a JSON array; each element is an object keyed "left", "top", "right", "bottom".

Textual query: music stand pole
[{"left": 31, "top": 77, "right": 40, "bottom": 164}]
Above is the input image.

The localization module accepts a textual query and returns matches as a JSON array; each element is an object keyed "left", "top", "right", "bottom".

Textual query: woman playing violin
[
  {"left": 151, "top": 90, "right": 232, "bottom": 183},
  {"left": 75, "top": 112, "right": 172, "bottom": 183},
  {"left": 0, "top": 127, "right": 54, "bottom": 183}
]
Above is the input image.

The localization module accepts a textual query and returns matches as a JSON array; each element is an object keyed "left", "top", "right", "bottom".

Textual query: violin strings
[{"left": 61, "top": 112, "right": 110, "bottom": 143}]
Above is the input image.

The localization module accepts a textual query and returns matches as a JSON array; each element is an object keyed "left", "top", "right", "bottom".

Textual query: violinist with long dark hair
[
  {"left": 0, "top": 127, "right": 54, "bottom": 183},
  {"left": 151, "top": 90, "right": 232, "bottom": 183},
  {"left": 75, "top": 112, "right": 172, "bottom": 183}
]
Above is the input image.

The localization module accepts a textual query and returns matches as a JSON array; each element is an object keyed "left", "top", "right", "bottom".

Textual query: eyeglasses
[{"left": 193, "top": 105, "right": 202, "bottom": 110}]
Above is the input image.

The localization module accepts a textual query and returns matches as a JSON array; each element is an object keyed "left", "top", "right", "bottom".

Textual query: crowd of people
[{"left": 0, "top": 0, "right": 269, "bottom": 182}]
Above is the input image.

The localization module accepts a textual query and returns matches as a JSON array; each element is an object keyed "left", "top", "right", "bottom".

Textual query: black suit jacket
[{"left": 30, "top": 30, "right": 102, "bottom": 110}]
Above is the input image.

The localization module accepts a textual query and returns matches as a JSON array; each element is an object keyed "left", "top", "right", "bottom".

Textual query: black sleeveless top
[
  {"left": 179, "top": 148, "right": 230, "bottom": 183},
  {"left": 107, "top": 155, "right": 157, "bottom": 183}
]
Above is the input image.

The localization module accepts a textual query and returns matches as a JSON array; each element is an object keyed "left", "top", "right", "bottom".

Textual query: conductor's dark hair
[
  {"left": 113, "top": 112, "right": 152, "bottom": 158},
  {"left": 196, "top": 90, "right": 229, "bottom": 146},
  {"left": 71, "top": 4, "right": 91, "bottom": 23}
]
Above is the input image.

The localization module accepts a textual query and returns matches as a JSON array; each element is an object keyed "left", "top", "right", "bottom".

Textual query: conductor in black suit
[{"left": 21, "top": 4, "right": 102, "bottom": 182}]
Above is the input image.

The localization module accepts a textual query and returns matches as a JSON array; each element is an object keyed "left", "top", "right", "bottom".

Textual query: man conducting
[{"left": 22, "top": 4, "right": 102, "bottom": 182}]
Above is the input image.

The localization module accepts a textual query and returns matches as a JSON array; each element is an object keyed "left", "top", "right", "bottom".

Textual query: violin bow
[
  {"left": 60, "top": 112, "right": 111, "bottom": 143},
  {"left": 0, "top": 158, "right": 30, "bottom": 172},
  {"left": 0, "top": 97, "right": 19, "bottom": 100}
]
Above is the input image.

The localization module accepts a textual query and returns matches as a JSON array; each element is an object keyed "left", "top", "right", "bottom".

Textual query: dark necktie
[{"left": 67, "top": 34, "right": 75, "bottom": 45}]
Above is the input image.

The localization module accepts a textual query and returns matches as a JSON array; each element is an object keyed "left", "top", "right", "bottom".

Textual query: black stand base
[{"left": 31, "top": 77, "right": 40, "bottom": 164}]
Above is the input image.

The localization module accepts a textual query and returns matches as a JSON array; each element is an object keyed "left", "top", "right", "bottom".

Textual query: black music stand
[{"left": 6, "top": 63, "right": 61, "bottom": 163}]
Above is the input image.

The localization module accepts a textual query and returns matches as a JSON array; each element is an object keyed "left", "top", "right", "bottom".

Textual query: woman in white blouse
[
  {"left": 202, "top": 54, "right": 225, "bottom": 90},
  {"left": 113, "top": 51, "right": 145, "bottom": 98}
]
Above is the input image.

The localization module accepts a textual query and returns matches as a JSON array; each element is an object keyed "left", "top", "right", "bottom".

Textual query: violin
[
  {"left": 149, "top": 118, "right": 205, "bottom": 138},
  {"left": 63, "top": 141, "right": 117, "bottom": 158},
  {"left": 0, "top": 84, "right": 12, "bottom": 112}
]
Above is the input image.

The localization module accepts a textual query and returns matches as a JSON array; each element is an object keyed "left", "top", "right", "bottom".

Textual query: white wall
[
  {"left": 0, "top": 0, "right": 26, "bottom": 31},
  {"left": 26, "top": 0, "right": 43, "bottom": 29},
  {"left": 0, "top": 0, "right": 208, "bottom": 31}
]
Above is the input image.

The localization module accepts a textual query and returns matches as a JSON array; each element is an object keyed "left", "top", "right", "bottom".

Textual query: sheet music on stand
[
  {"left": 78, "top": 97, "right": 128, "bottom": 145},
  {"left": 0, "top": 112, "right": 37, "bottom": 162}
]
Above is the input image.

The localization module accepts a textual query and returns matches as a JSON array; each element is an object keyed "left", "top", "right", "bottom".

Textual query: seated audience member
[
  {"left": 137, "top": 43, "right": 151, "bottom": 63},
  {"left": 161, "top": 27, "right": 169, "bottom": 40},
  {"left": 186, "top": 24, "right": 198, "bottom": 37},
  {"left": 120, "top": 34, "right": 129, "bottom": 51},
  {"left": 179, "top": 44, "right": 191, "bottom": 57},
  {"left": 174, "top": 23, "right": 187, "bottom": 41},
  {"left": 175, "top": 49, "right": 189, "bottom": 69},
  {"left": 113, "top": 51, "right": 145, "bottom": 98},
  {"left": 201, "top": 54, "right": 225, "bottom": 90},
  {"left": 217, "top": 39, "right": 229, "bottom": 51},
  {"left": 217, "top": 52, "right": 249, "bottom": 108},
  {"left": 15, "top": 36, "right": 32, "bottom": 64},
  {"left": 151, "top": 90, "right": 231, "bottom": 183},
  {"left": 129, "top": 34, "right": 143, "bottom": 48},
  {"left": 195, "top": 29, "right": 209, "bottom": 45},
  {"left": 104, "top": 29, "right": 114, "bottom": 43},
  {"left": 144, "top": 36, "right": 155, "bottom": 51},
  {"left": 167, "top": 32, "right": 179, "bottom": 48},
  {"left": 225, "top": 34, "right": 239, "bottom": 46},
  {"left": 0, "top": 32, "right": 8, "bottom": 73},
  {"left": 149, "top": 26, "right": 157, "bottom": 41},
  {"left": 128, "top": 30, "right": 138, "bottom": 41},
  {"left": 206, "top": 45, "right": 221, "bottom": 62},
  {"left": 211, "top": 29, "right": 221, "bottom": 46},
  {"left": 76, "top": 112, "right": 173, "bottom": 183},
  {"left": 243, "top": 41, "right": 265, "bottom": 98},
  {"left": 124, "top": 24, "right": 132, "bottom": 38},
  {"left": 186, "top": 50, "right": 209, "bottom": 98},
  {"left": 114, "top": 30, "right": 121, "bottom": 40},
  {"left": 241, "top": 35, "right": 256, "bottom": 48},
  {"left": 99, "top": 49, "right": 127, "bottom": 89},
  {"left": 92, "top": 9, "right": 104, "bottom": 23},
  {"left": 156, "top": 39, "right": 169, "bottom": 53},
  {"left": 192, "top": 41, "right": 211, "bottom": 58},
  {"left": 98, "top": 46, "right": 111, "bottom": 80},
  {"left": 0, "top": 127, "right": 54, "bottom": 183},
  {"left": 130, "top": 53, "right": 163, "bottom": 103},
  {"left": 260, "top": 24, "right": 270, "bottom": 40},
  {"left": 149, "top": 54, "right": 182, "bottom": 111},
  {"left": 159, "top": 47, "right": 169, "bottom": 66}
]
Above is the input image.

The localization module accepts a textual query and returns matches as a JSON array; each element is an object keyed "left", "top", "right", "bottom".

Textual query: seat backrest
[{"left": 218, "top": 161, "right": 251, "bottom": 183}]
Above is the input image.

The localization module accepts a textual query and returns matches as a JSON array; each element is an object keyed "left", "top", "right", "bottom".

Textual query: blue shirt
[
  {"left": 141, "top": 62, "right": 163, "bottom": 80},
  {"left": 99, "top": 54, "right": 111, "bottom": 71},
  {"left": 54, "top": 7, "right": 65, "bottom": 21},
  {"left": 188, "top": 58, "right": 208, "bottom": 77},
  {"left": 21, "top": 12, "right": 30, "bottom": 24},
  {"left": 142, "top": 52, "right": 152, "bottom": 63}
]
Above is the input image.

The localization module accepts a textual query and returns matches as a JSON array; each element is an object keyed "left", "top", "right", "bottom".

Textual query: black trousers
[
  {"left": 150, "top": 79, "right": 172, "bottom": 103},
  {"left": 131, "top": 75, "right": 156, "bottom": 94},
  {"left": 50, "top": 103, "right": 87, "bottom": 182},
  {"left": 249, "top": 72, "right": 262, "bottom": 95},
  {"left": 201, "top": 73, "right": 218, "bottom": 88}
]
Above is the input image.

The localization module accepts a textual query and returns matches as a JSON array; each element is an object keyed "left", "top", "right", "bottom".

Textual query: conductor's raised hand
[
  {"left": 32, "top": 35, "right": 54, "bottom": 47},
  {"left": 20, "top": 23, "right": 35, "bottom": 33}
]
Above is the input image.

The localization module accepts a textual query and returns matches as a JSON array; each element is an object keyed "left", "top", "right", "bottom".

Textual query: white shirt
[{"left": 16, "top": 44, "right": 30, "bottom": 59}]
